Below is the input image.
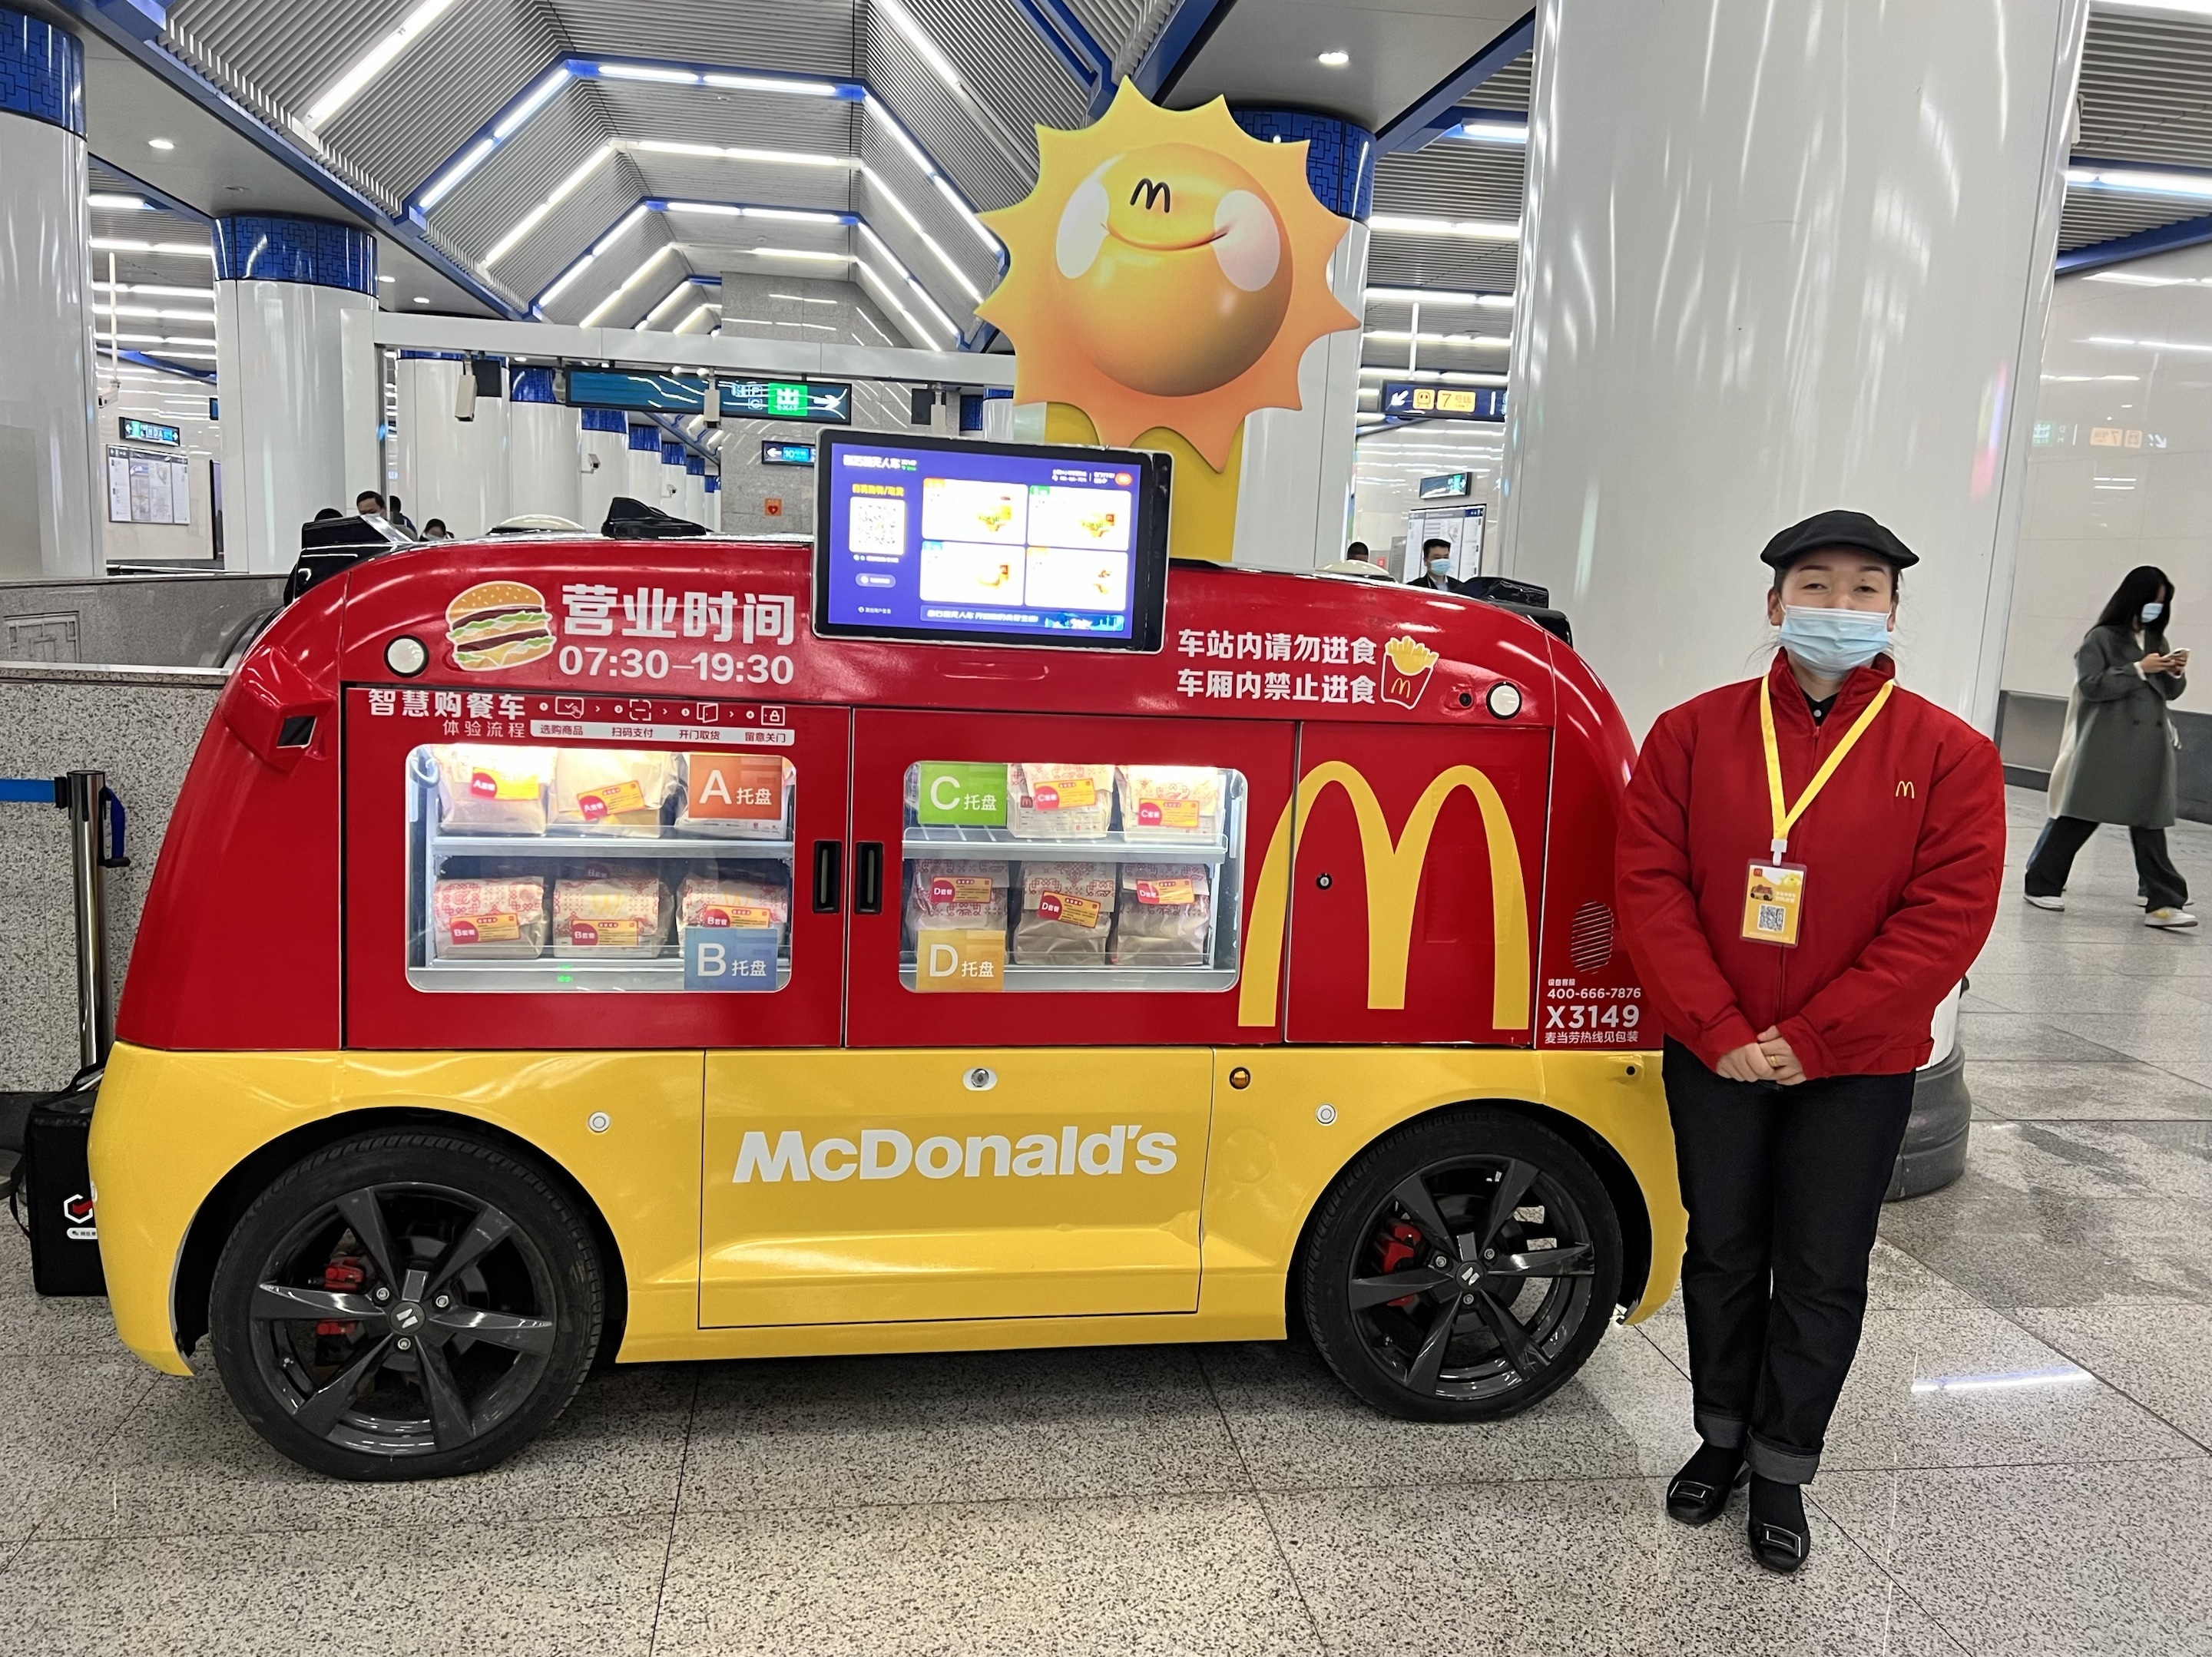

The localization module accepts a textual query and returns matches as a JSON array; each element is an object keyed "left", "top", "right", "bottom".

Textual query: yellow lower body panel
[{"left": 88, "top": 1040, "right": 1680, "bottom": 1375}]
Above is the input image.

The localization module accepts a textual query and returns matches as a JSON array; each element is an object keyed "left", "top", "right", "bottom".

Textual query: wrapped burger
[
  {"left": 550, "top": 749, "right": 677, "bottom": 835},
  {"left": 906, "top": 859, "right": 1010, "bottom": 949},
  {"left": 431, "top": 876, "right": 548, "bottom": 961},
  {"left": 676, "top": 752, "right": 791, "bottom": 838},
  {"left": 1012, "top": 861, "right": 1116, "bottom": 964},
  {"left": 1007, "top": 762, "right": 1114, "bottom": 838},
  {"left": 432, "top": 746, "right": 557, "bottom": 835},
  {"left": 552, "top": 873, "right": 669, "bottom": 958},
  {"left": 677, "top": 870, "right": 790, "bottom": 939},
  {"left": 1111, "top": 863, "right": 1213, "bottom": 967},
  {"left": 1116, "top": 766, "right": 1225, "bottom": 842}
]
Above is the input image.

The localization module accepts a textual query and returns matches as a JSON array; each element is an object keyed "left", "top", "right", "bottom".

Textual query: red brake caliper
[
  {"left": 316, "top": 1257, "right": 366, "bottom": 1338},
  {"left": 1373, "top": 1221, "right": 1426, "bottom": 1310}
]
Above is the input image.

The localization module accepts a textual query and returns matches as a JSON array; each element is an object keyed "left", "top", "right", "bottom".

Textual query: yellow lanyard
[{"left": 1759, "top": 674, "right": 1894, "bottom": 862}]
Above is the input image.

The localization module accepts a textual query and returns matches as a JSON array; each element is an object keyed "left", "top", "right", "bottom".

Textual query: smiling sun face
[{"left": 978, "top": 82, "right": 1359, "bottom": 469}]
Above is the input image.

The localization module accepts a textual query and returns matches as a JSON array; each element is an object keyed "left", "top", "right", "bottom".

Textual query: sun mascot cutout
[{"left": 977, "top": 82, "right": 1361, "bottom": 559}]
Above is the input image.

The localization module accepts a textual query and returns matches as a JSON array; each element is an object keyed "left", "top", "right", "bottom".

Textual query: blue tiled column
[
  {"left": 1, "top": 8, "right": 98, "bottom": 575},
  {"left": 214, "top": 213, "right": 382, "bottom": 570},
  {"left": 1221, "top": 107, "right": 1376, "bottom": 572}
]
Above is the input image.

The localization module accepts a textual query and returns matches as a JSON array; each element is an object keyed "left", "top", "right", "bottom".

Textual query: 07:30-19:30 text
[{"left": 554, "top": 645, "right": 796, "bottom": 685}]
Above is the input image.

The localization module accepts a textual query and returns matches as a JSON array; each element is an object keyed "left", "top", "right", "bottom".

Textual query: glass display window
[
  {"left": 405, "top": 742, "right": 796, "bottom": 994},
  {"left": 896, "top": 760, "right": 1248, "bottom": 993}
]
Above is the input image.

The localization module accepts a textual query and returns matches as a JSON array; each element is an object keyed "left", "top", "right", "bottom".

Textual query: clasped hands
[{"left": 1717, "top": 1027, "right": 1805, "bottom": 1086}]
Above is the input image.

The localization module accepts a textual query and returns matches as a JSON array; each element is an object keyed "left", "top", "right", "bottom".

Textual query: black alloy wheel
[
  {"left": 1302, "top": 1109, "right": 1622, "bottom": 1422},
  {"left": 210, "top": 1132, "right": 602, "bottom": 1480}
]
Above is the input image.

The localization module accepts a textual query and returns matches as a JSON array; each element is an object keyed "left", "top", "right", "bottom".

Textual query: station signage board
[
  {"left": 118, "top": 416, "right": 182, "bottom": 448},
  {"left": 1380, "top": 383, "right": 1506, "bottom": 422},
  {"left": 720, "top": 379, "right": 851, "bottom": 425},
  {"left": 564, "top": 374, "right": 852, "bottom": 425},
  {"left": 760, "top": 441, "right": 816, "bottom": 467},
  {"left": 1418, "top": 471, "right": 1471, "bottom": 500}
]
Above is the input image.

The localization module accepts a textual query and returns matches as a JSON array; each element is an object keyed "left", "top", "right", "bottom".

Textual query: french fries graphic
[{"left": 1380, "top": 637, "right": 1440, "bottom": 709}]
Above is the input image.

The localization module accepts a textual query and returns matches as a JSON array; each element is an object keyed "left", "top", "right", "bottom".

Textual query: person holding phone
[
  {"left": 1615, "top": 511, "right": 2006, "bottom": 1573},
  {"left": 2025, "top": 566, "right": 2192, "bottom": 927}
]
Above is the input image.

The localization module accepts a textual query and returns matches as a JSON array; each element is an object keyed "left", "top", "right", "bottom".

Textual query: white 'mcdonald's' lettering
[{"left": 733, "top": 1126, "right": 1177, "bottom": 1183}]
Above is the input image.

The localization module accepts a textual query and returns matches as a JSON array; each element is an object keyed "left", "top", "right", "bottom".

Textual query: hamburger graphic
[
  {"left": 1379, "top": 637, "right": 1439, "bottom": 709},
  {"left": 445, "top": 580, "right": 555, "bottom": 672}
]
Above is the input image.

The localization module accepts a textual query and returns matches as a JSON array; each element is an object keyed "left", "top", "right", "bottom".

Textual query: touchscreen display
[{"left": 813, "top": 432, "right": 1170, "bottom": 651}]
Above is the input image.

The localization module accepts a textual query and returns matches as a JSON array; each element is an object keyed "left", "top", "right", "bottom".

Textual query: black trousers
[
  {"left": 2024, "top": 815, "right": 2188, "bottom": 911},
  {"left": 1664, "top": 1039, "right": 1914, "bottom": 1483}
]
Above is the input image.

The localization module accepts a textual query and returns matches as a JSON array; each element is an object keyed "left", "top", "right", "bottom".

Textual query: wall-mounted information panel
[{"left": 105, "top": 447, "right": 191, "bottom": 526}]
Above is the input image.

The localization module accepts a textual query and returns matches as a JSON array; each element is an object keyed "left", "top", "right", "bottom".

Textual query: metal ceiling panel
[
  {"left": 87, "top": 193, "right": 216, "bottom": 299},
  {"left": 2076, "top": 12, "right": 2212, "bottom": 169},
  {"left": 1457, "top": 47, "right": 1531, "bottom": 115},
  {"left": 907, "top": 0, "right": 1091, "bottom": 134},
  {"left": 2058, "top": 187, "right": 2210, "bottom": 251},
  {"left": 1374, "top": 141, "right": 1525, "bottom": 222},
  {"left": 164, "top": 0, "right": 418, "bottom": 116},
  {"left": 547, "top": 0, "right": 861, "bottom": 75},
  {"left": 549, "top": 213, "right": 686, "bottom": 326},
  {"left": 323, "top": 0, "right": 568, "bottom": 201},
  {"left": 590, "top": 79, "right": 860, "bottom": 154},
  {"left": 863, "top": 21, "right": 1037, "bottom": 210},
  {"left": 430, "top": 83, "right": 614, "bottom": 263},
  {"left": 855, "top": 121, "right": 1001, "bottom": 288},
  {"left": 628, "top": 154, "right": 859, "bottom": 216},
  {"left": 496, "top": 150, "right": 654, "bottom": 303},
  {"left": 1363, "top": 230, "right": 1519, "bottom": 292}
]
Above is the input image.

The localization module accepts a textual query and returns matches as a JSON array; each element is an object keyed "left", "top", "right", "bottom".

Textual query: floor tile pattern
[{"left": 0, "top": 789, "right": 2202, "bottom": 1652}]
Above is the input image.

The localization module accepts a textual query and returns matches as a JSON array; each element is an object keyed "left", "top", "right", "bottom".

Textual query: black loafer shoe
[
  {"left": 1749, "top": 1516, "right": 1811, "bottom": 1573},
  {"left": 1664, "top": 1460, "right": 1749, "bottom": 1526}
]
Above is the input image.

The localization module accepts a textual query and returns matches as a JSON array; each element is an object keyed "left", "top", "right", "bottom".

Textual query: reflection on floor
[{"left": 0, "top": 789, "right": 2203, "bottom": 1654}]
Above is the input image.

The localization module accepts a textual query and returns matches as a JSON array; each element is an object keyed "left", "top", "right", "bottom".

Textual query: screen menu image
[{"left": 823, "top": 440, "right": 1142, "bottom": 640}]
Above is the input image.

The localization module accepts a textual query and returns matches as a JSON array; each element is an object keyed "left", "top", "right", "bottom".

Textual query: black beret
[{"left": 1759, "top": 509, "right": 1919, "bottom": 571}]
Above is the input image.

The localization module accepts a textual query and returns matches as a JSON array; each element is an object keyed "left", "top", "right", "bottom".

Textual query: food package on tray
[
  {"left": 1012, "top": 861, "right": 1116, "bottom": 964},
  {"left": 906, "top": 860, "right": 1010, "bottom": 941},
  {"left": 432, "top": 746, "right": 556, "bottom": 835},
  {"left": 677, "top": 753, "right": 791, "bottom": 838},
  {"left": 1111, "top": 863, "right": 1213, "bottom": 967},
  {"left": 552, "top": 874, "right": 668, "bottom": 958},
  {"left": 549, "top": 749, "right": 676, "bottom": 835},
  {"left": 677, "top": 871, "right": 789, "bottom": 939},
  {"left": 1116, "top": 766, "right": 1224, "bottom": 842},
  {"left": 431, "top": 876, "right": 548, "bottom": 961},
  {"left": 1006, "top": 762, "right": 1114, "bottom": 838}
]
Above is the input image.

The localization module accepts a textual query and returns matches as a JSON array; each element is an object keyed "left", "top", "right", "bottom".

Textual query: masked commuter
[
  {"left": 1408, "top": 537, "right": 1459, "bottom": 591},
  {"left": 1615, "top": 511, "right": 2006, "bottom": 1573},
  {"left": 2024, "top": 566, "right": 2192, "bottom": 928}
]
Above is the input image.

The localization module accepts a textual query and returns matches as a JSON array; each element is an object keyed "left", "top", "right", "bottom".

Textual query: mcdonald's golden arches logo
[
  {"left": 1896, "top": 779, "right": 1916, "bottom": 798},
  {"left": 1237, "top": 762, "right": 1531, "bottom": 1028}
]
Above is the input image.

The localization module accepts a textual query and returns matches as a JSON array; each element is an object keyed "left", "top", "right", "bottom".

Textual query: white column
[
  {"left": 680, "top": 456, "right": 705, "bottom": 524},
  {"left": 659, "top": 439, "right": 686, "bottom": 514},
  {"left": 1498, "top": 0, "right": 2088, "bottom": 737},
  {"left": 393, "top": 354, "right": 510, "bottom": 537},
  {"left": 624, "top": 425, "right": 663, "bottom": 508},
  {"left": 578, "top": 409, "right": 625, "bottom": 531},
  {"left": 214, "top": 215, "right": 378, "bottom": 572},
  {"left": 507, "top": 367, "right": 581, "bottom": 524},
  {"left": 704, "top": 472, "right": 721, "bottom": 533},
  {"left": 1227, "top": 110, "right": 1374, "bottom": 573},
  {"left": 0, "top": 15, "right": 98, "bottom": 578}
]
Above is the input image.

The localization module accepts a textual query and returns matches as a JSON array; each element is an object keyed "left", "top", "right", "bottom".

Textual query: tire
[
  {"left": 1300, "top": 1108, "right": 1623, "bottom": 1423},
  {"left": 209, "top": 1131, "right": 604, "bottom": 1481}
]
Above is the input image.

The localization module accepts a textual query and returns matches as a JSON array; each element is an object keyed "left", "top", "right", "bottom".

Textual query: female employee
[
  {"left": 2024, "top": 566, "right": 2191, "bottom": 927},
  {"left": 1615, "top": 510, "right": 2006, "bottom": 1573}
]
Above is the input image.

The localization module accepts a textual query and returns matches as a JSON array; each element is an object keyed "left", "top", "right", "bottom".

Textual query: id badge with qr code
[{"left": 1741, "top": 862, "right": 1806, "bottom": 947}]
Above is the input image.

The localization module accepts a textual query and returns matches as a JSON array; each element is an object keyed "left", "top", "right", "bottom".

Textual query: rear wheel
[
  {"left": 1301, "top": 1109, "right": 1622, "bottom": 1422},
  {"left": 209, "top": 1131, "right": 602, "bottom": 1480}
]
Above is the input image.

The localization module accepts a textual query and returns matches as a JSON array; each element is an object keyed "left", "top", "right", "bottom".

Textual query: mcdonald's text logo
[{"left": 1237, "top": 762, "right": 1530, "bottom": 1028}]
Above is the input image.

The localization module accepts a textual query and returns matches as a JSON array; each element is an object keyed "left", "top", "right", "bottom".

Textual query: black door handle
[
  {"left": 812, "top": 839, "right": 842, "bottom": 912},
  {"left": 854, "top": 841, "right": 886, "bottom": 914}
]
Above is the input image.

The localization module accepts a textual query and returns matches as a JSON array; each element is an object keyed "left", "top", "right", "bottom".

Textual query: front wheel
[
  {"left": 209, "top": 1131, "right": 604, "bottom": 1480},
  {"left": 1300, "top": 1109, "right": 1622, "bottom": 1422}
]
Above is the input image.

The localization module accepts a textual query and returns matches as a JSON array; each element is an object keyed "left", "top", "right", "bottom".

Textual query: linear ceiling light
[
  {"left": 1364, "top": 286, "right": 1515, "bottom": 309},
  {"left": 1369, "top": 213, "right": 1521, "bottom": 240},
  {"left": 866, "top": 94, "right": 1002, "bottom": 257},
  {"left": 2064, "top": 166, "right": 2212, "bottom": 200},
  {"left": 704, "top": 71, "right": 839, "bottom": 96},
  {"left": 674, "top": 303, "right": 717, "bottom": 334},
  {"left": 103, "top": 305, "right": 218, "bottom": 322},
  {"left": 419, "top": 137, "right": 495, "bottom": 210},
  {"left": 579, "top": 243, "right": 677, "bottom": 326},
  {"left": 91, "top": 239, "right": 214, "bottom": 258},
  {"left": 598, "top": 62, "right": 700, "bottom": 84},
  {"left": 857, "top": 221, "right": 959, "bottom": 341},
  {"left": 1366, "top": 329, "right": 1512, "bottom": 346},
  {"left": 662, "top": 202, "right": 846, "bottom": 225},
  {"left": 866, "top": 174, "right": 982, "bottom": 301},
  {"left": 91, "top": 281, "right": 215, "bottom": 299},
  {"left": 750, "top": 247, "right": 852, "bottom": 262},
  {"left": 855, "top": 256, "right": 938, "bottom": 349},
  {"left": 495, "top": 66, "right": 571, "bottom": 137},
  {"left": 1452, "top": 120, "right": 1528, "bottom": 145},
  {"left": 640, "top": 280, "right": 694, "bottom": 328},
  {"left": 631, "top": 139, "right": 852, "bottom": 169},
  {"left": 876, "top": 0, "right": 966, "bottom": 94},
  {"left": 485, "top": 143, "right": 615, "bottom": 268},
  {"left": 88, "top": 193, "right": 150, "bottom": 210},
  {"left": 302, "top": 0, "right": 459, "bottom": 129},
  {"left": 1356, "top": 365, "right": 1507, "bottom": 385}
]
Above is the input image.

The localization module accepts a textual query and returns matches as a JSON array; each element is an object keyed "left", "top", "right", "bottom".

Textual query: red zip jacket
[{"left": 1616, "top": 653, "right": 2005, "bottom": 1080}]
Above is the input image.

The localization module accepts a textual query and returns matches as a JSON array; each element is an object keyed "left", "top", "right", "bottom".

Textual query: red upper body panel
[{"left": 118, "top": 537, "right": 1644, "bottom": 1053}]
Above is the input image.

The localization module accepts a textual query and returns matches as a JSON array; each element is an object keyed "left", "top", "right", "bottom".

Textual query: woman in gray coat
[{"left": 2025, "top": 566, "right": 2193, "bottom": 928}]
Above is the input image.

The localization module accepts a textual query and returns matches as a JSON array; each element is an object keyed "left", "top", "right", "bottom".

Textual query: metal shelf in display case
[{"left": 900, "top": 825, "right": 1231, "bottom": 865}]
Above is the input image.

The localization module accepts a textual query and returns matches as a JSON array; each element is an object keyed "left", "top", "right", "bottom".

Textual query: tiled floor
[{"left": 0, "top": 788, "right": 2204, "bottom": 1655}]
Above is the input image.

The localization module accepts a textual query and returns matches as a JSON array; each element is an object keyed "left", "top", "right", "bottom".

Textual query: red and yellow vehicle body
[{"left": 91, "top": 539, "right": 1679, "bottom": 1374}]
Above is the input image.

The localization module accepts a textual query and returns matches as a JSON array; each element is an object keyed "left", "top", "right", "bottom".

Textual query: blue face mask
[
  {"left": 1429, "top": 558, "right": 1452, "bottom": 579},
  {"left": 1780, "top": 606, "right": 1892, "bottom": 676},
  {"left": 2142, "top": 601, "right": 2164, "bottom": 623}
]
